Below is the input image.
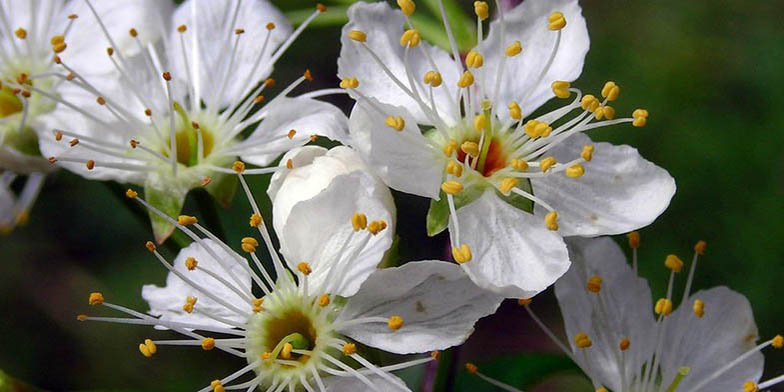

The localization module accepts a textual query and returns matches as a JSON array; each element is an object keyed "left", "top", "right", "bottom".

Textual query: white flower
[
  {"left": 78, "top": 164, "right": 502, "bottom": 391},
  {"left": 38, "top": 0, "right": 347, "bottom": 242},
  {"left": 338, "top": 0, "right": 675, "bottom": 298},
  {"left": 0, "top": 170, "right": 44, "bottom": 233}
]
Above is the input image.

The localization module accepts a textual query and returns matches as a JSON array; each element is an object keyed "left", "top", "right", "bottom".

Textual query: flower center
[
  {"left": 0, "top": 86, "right": 23, "bottom": 118},
  {"left": 457, "top": 137, "right": 507, "bottom": 177},
  {"left": 160, "top": 103, "right": 216, "bottom": 167}
]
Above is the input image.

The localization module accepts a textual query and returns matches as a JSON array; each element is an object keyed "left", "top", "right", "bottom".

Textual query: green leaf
[
  {"left": 426, "top": 186, "right": 484, "bottom": 236},
  {"left": 204, "top": 171, "right": 238, "bottom": 208},
  {"left": 496, "top": 178, "right": 534, "bottom": 214},
  {"left": 453, "top": 353, "right": 580, "bottom": 391},
  {"left": 145, "top": 174, "right": 189, "bottom": 244}
]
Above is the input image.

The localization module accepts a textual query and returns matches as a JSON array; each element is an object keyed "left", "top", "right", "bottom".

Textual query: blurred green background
[{"left": 1, "top": 0, "right": 783, "bottom": 390}]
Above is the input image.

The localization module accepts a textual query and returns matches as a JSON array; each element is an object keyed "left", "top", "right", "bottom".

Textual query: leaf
[
  {"left": 204, "top": 171, "right": 238, "bottom": 208},
  {"left": 453, "top": 353, "right": 581, "bottom": 391},
  {"left": 496, "top": 178, "right": 534, "bottom": 214},
  {"left": 426, "top": 186, "right": 484, "bottom": 236},
  {"left": 144, "top": 174, "right": 189, "bottom": 244}
]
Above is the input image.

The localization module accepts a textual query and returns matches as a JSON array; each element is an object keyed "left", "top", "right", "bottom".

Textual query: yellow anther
[
  {"left": 297, "top": 262, "right": 312, "bottom": 275},
  {"left": 340, "top": 77, "right": 359, "bottom": 89},
  {"left": 574, "top": 332, "right": 592, "bottom": 348},
  {"left": 138, "top": 339, "right": 157, "bottom": 358},
  {"left": 595, "top": 105, "right": 616, "bottom": 120},
  {"left": 125, "top": 189, "right": 138, "bottom": 199},
  {"left": 351, "top": 212, "right": 368, "bottom": 231},
  {"left": 601, "top": 81, "right": 620, "bottom": 101},
  {"left": 499, "top": 177, "right": 519, "bottom": 195},
  {"left": 443, "top": 139, "right": 459, "bottom": 157},
  {"left": 627, "top": 231, "right": 640, "bottom": 249},
  {"left": 431, "top": 351, "right": 441, "bottom": 360},
  {"left": 15, "top": 28, "right": 27, "bottom": 39},
  {"left": 665, "top": 254, "right": 684, "bottom": 273},
  {"left": 368, "top": 220, "right": 388, "bottom": 235},
  {"left": 743, "top": 381, "right": 759, "bottom": 392},
  {"left": 505, "top": 41, "right": 523, "bottom": 57},
  {"left": 539, "top": 156, "right": 557, "bottom": 172},
  {"left": 694, "top": 240, "right": 707, "bottom": 255},
  {"left": 596, "top": 388, "right": 608, "bottom": 392},
  {"left": 385, "top": 115, "right": 405, "bottom": 131},
  {"left": 465, "top": 362, "right": 478, "bottom": 374},
  {"left": 510, "top": 159, "right": 529, "bottom": 171},
  {"left": 566, "top": 164, "right": 585, "bottom": 178},
  {"left": 551, "top": 81, "right": 571, "bottom": 98},
  {"left": 581, "top": 145, "right": 595, "bottom": 162},
  {"left": 177, "top": 25, "right": 187, "bottom": 33},
  {"left": 632, "top": 109, "right": 649, "bottom": 127},
  {"left": 655, "top": 298, "right": 673, "bottom": 316},
  {"left": 162, "top": 72, "right": 172, "bottom": 81},
  {"left": 318, "top": 294, "right": 330, "bottom": 307},
  {"left": 452, "top": 244, "right": 472, "bottom": 264},
  {"left": 508, "top": 101, "right": 522, "bottom": 120},
  {"left": 241, "top": 237, "right": 259, "bottom": 253},
  {"left": 474, "top": 113, "right": 487, "bottom": 131},
  {"left": 265, "top": 79, "right": 276, "bottom": 87},
  {"left": 145, "top": 241, "right": 156, "bottom": 252},
  {"left": 465, "top": 51, "right": 484, "bottom": 68},
  {"left": 397, "top": 0, "right": 415, "bottom": 16},
  {"left": 457, "top": 71, "right": 475, "bottom": 88},
  {"left": 261, "top": 352, "right": 271, "bottom": 360},
  {"left": 211, "top": 380, "right": 225, "bottom": 392},
  {"left": 586, "top": 275, "right": 602, "bottom": 293},
  {"left": 441, "top": 180, "right": 463, "bottom": 195},
  {"left": 177, "top": 215, "right": 198, "bottom": 226},
  {"left": 461, "top": 141, "right": 479, "bottom": 157},
  {"left": 424, "top": 70, "right": 443, "bottom": 87},
  {"left": 524, "top": 120, "right": 552, "bottom": 138},
  {"left": 517, "top": 298, "right": 532, "bottom": 306},
  {"left": 129, "top": 28, "right": 138, "bottom": 37},
  {"left": 316, "top": 3, "right": 326, "bottom": 12},
  {"left": 232, "top": 161, "right": 246, "bottom": 173},
  {"left": 388, "top": 316, "right": 404, "bottom": 331},
  {"left": 249, "top": 213, "right": 262, "bottom": 227},
  {"left": 183, "top": 296, "right": 197, "bottom": 313},
  {"left": 86, "top": 160, "right": 95, "bottom": 170},
  {"left": 185, "top": 257, "right": 198, "bottom": 270},
  {"left": 252, "top": 298, "right": 264, "bottom": 313},
  {"left": 201, "top": 337, "right": 215, "bottom": 350},
  {"left": 545, "top": 211, "right": 559, "bottom": 231},
  {"left": 772, "top": 335, "right": 783, "bottom": 349},
  {"left": 347, "top": 30, "right": 367, "bottom": 42},
  {"left": 548, "top": 12, "right": 566, "bottom": 30},
  {"left": 76, "top": 314, "right": 88, "bottom": 321},
  {"left": 88, "top": 292, "right": 104, "bottom": 306},
  {"left": 474, "top": 1, "right": 489, "bottom": 20},
  {"left": 581, "top": 94, "right": 600, "bottom": 112},
  {"left": 281, "top": 343, "right": 293, "bottom": 359},
  {"left": 400, "top": 29, "right": 420, "bottom": 48},
  {"left": 693, "top": 299, "right": 705, "bottom": 318},
  {"left": 446, "top": 160, "right": 463, "bottom": 177},
  {"left": 619, "top": 338, "right": 630, "bottom": 351},
  {"left": 342, "top": 343, "right": 357, "bottom": 355},
  {"left": 287, "top": 129, "right": 297, "bottom": 139}
]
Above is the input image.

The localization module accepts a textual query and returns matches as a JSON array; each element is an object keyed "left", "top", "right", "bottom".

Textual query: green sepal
[
  {"left": 204, "top": 171, "right": 238, "bottom": 208},
  {"left": 426, "top": 186, "right": 484, "bottom": 237},
  {"left": 496, "top": 178, "right": 535, "bottom": 214},
  {"left": 144, "top": 174, "right": 189, "bottom": 244}
]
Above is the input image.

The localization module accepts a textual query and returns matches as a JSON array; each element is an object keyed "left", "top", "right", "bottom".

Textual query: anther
[
  {"left": 211, "top": 380, "right": 225, "bottom": 392},
  {"left": 665, "top": 254, "right": 684, "bottom": 273},
  {"left": 183, "top": 296, "right": 197, "bottom": 313},
  {"left": 69, "top": 138, "right": 79, "bottom": 147},
  {"left": 524, "top": 120, "right": 552, "bottom": 138},
  {"left": 474, "top": 114, "right": 487, "bottom": 131},
  {"left": 340, "top": 77, "right": 359, "bottom": 89},
  {"left": 400, "top": 29, "right": 420, "bottom": 48},
  {"left": 281, "top": 343, "right": 293, "bottom": 359},
  {"left": 443, "top": 139, "right": 458, "bottom": 157},
  {"left": 452, "top": 244, "right": 472, "bottom": 264},
  {"left": 303, "top": 69, "right": 313, "bottom": 81},
  {"left": 316, "top": 3, "right": 326, "bottom": 12},
  {"left": 385, "top": 115, "right": 405, "bottom": 131},
  {"left": 465, "top": 51, "right": 484, "bottom": 68},
  {"left": 397, "top": 0, "right": 415, "bottom": 16},
  {"left": 138, "top": 339, "right": 157, "bottom": 358},
  {"left": 597, "top": 388, "right": 608, "bottom": 392},
  {"left": 508, "top": 101, "right": 522, "bottom": 120},
  {"left": 201, "top": 177, "right": 212, "bottom": 187},
  {"left": 574, "top": 332, "right": 592, "bottom": 348},
  {"left": 286, "top": 159, "right": 293, "bottom": 169},
  {"left": 474, "top": 1, "right": 489, "bottom": 20},
  {"left": 581, "top": 95, "right": 600, "bottom": 112},
  {"left": 581, "top": 145, "right": 594, "bottom": 161},
  {"left": 539, "top": 156, "right": 557, "bottom": 172},
  {"left": 627, "top": 231, "right": 640, "bottom": 249},
  {"left": 231, "top": 161, "right": 245, "bottom": 173},
  {"left": 54, "top": 131, "right": 64, "bottom": 141},
  {"left": 266, "top": 23, "right": 275, "bottom": 31},
  {"left": 191, "top": 121, "right": 199, "bottom": 130},
  {"left": 248, "top": 213, "right": 262, "bottom": 228},
  {"left": 595, "top": 105, "right": 616, "bottom": 120},
  {"left": 129, "top": 139, "right": 139, "bottom": 148},
  {"left": 162, "top": 72, "right": 172, "bottom": 81},
  {"left": 265, "top": 79, "right": 276, "bottom": 87},
  {"left": 601, "top": 81, "right": 620, "bottom": 101},
  {"left": 15, "top": 28, "right": 27, "bottom": 39},
  {"left": 548, "top": 12, "right": 567, "bottom": 30},
  {"left": 96, "top": 96, "right": 106, "bottom": 105},
  {"left": 566, "top": 164, "right": 585, "bottom": 178},
  {"left": 201, "top": 337, "right": 215, "bottom": 350},
  {"left": 68, "top": 14, "right": 78, "bottom": 19},
  {"left": 76, "top": 314, "right": 87, "bottom": 321},
  {"left": 129, "top": 28, "right": 138, "bottom": 38},
  {"left": 694, "top": 240, "right": 707, "bottom": 255},
  {"left": 182, "top": 256, "right": 197, "bottom": 271},
  {"left": 466, "top": 362, "right": 479, "bottom": 374},
  {"left": 319, "top": 294, "right": 330, "bottom": 307},
  {"left": 655, "top": 298, "right": 673, "bottom": 316},
  {"left": 367, "top": 220, "right": 388, "bottom": 235},
  {"left": 253, "top": 95, "right": 264, "bottom": 104},
  {"left": 297, "top": 262, "right": 312, "bottom": 275},
  {"left": 446, "top": 161, "right": 463, "bottom": 177},
  {"left": 461, "top": 141, "right": 479, "bottom": 156},
  {"left": 499, "top": 178, "right": 519, "bottom": 195},
  {"left": 144, "top": 108, "right": 152, "bottom": 116},
  {"left": 551, "top": 81, "right": 571, "bottom": 98},
  {"left": 66, "top": 73, "right": 74, "bottom": 81},
  {"left": 145, "top": 241, "right": 156, "bottom": 252},
  {"left": 457, "top": 71, "right": 475, "bottom": 88},
  {"left": 517, "top": 298, "right": 532, "bottom": 306},
  {"left": 441, "top": 180, "right": 463, "bottom": 195},
  {"left": 89, "top": 292, "right": 104, "bottom": 305},
  {"left": 505, "top": 41, "right": 523, "bottom": 57},
  {"left": 388, "top": 316, "right": 404, "bottom": 331},
  {"left": 234, "top": 28, "right": 245, "bottom": 35},
  {"left": 632, "top": 109, "right": 649, "bottom": 127},
  {"left": 772, "top": 335, "right": 783, "bottom": 349},
  {"left": 177, "top": 25, "right": 187, "bottom": 33},
  {"left": 125, "top": 189, "right": 138, "bottom": 199},
  {"left": 510, "top": 159, "right": 528, "bottom": 171},
  {"left": 693, "top": 299, "right": 704, "bottom": 318},
  {"left": 545, "top": 211, "right": 559, "bottom": 231},
  {"left": 252, "top": 298, "right": 264, "bottom": 313},
  {"left": 48, "top": 157, "right": 57, "bottom": 164},
  {"left": 177, "top": 215, "right": 198, "bottom": 226},
  {"left": 86, "top": 160, "right": 95, "bottom": 170},
  {"left": 347, "top": 30, "right": 367, "bottom": 43},
  {"left": 352, "top": 212, "right": 368, "bottom": 231},
  {"left": 586, "top": 275, "right": 602, "bottom": 293},
  {"left": 619, "top": 338, "right": 630, "bottom": 351},
  {"left": 342, "top": 343, "right": 357, "bottom": 355},
  {"left": 744, "top": 381, "right": 759, "bottom": 392},
  {"left": 431, "top": 351, "right": 441, "bottom": 360},
  {"left": 424, "top": 71, "right": 443, "bottom": 87},
  {"left": 241, "top": 237, "right": 259, "bottom": 253}
]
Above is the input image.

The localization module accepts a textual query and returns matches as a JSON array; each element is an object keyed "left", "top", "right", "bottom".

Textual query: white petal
[
  {"left": 531, "top": 133, "right": 676, "bottom": 237},
  {"left": 477, "top": 0, "right": 589, "bottom": 120},
  {"left": 348, "top": 97, "right": 444, "bottom": 199},
  {"left": 141, "top": 239, "right": 251, "bottom": 329},
  {"left": 267, "top": 145, "right": 328, "bottom": 202},
  {"left": 555, "top": 237, "right": 656, "bottom": 391},
  {"left": 338, "top": 2, "right": 462, "bottom": 125},
  {"left": 452, "top": 191, "right": 570, "bottom": 298},
  {"left": 660, "top": 286, "right": 763, "bottom": 392},
  {"left": 278, "top": 171, "right": 395, "bottom": 297},
  {"left": 238, "top": 97, "right": 347, "bottom": 167},
  {"left": 170, "top": 0, "right": 291, "bottom": 109},
  {"left": 337, "top": 260, "right": 502, "bottom": 354},
  {"left": 321, "top": 373, "right": 410, "bottom": 392}
]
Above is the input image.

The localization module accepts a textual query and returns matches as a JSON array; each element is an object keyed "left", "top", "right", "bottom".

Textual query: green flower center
[
  {"left": 0, "top": 86, "right": 23, "bottom": 118},
  {"left": 160, "top": 102, "right": 216, "bottom": 167}
]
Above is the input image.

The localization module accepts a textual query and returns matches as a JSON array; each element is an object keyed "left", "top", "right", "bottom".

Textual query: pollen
[
  {"left": 201, "top": 337, "right": 216, "bottom": 350},
  {"left": 138, "top": 339, "right": 157, "bottom": 358},
  {"left": 400, "top": 29, "right": 420, "bottom": 48},
  {"left": 342, "top": 343, "right": 357, "bottom": 355},
  {"left": 241, "top": 237, "right": 259, "bottom": 253},
  {"left": 388, "top": 316, "right": 404, "bottom": 331},
  {"left": 368, "top": 220, "right": 388, "bottom": 235},
  {"left": 474, "top": 113, "right": 487, "bottom": 131},
  {"left": 177, "top": 25, "right": 187, "bottom": 33},
  {"left": 581, "top": 95, "right": 600, "bottom": 112},
  {"left": 125, "top": 189, "right": 138, "bottom": 199},
  {"left": 772, "top": 335, "right": 783, "bottom": 349},
  {"left": 548, "top": 12, "right": 566, "bottom": 30},
  {"left": 581, "top": 145, "right": 595, "bottom": 161},
  {"left": 545, "top": 211, "right": 559, "bottom": 231},
  {"left": 474, "top": 1, "right": 489, "bottom": 20},
  {"left": 508, "top": 101, "right": 522, "bottom": 120},
  {"left": 351, "top": 212, "right": 368, "bottom": 231},
  {"left": 86, "top": 160, "right": 95, "bottom": 170},
  {"left": 424, "top": 71, "right": 442, "bottom": 87},
  {"left": 441, "top": 180, "right": 463, "bottom": 195},
  {"left": 586, "top": 275, "right": 602, "bottom": 293},
  {"left": 177, "top": 215, "right": 198, "bottom": 226},
  {"left": 446, "top": 160, "right": 463, "bottom": 177},
  {"left": 694, "top": 240, "right": 707, "bottom": 255},
  {"left": 249, "top": 213, "right": 262, "bottom": 227},
  {"left": 185, "top": 257, "right": 198, "bottom": 270},
  {"left": 505, "top": 41, "right": 523, "bottom": 57},
  {"left": 15, "top": 28, "right": 27, "bottom": 39},
  {"left": 347, "top": 30, "right": 367, "bottom": 43},
  {"left": 693, "top": 299, "right": 705, "bottom": 318},
  {"left": 524, "top": 120, "right": 552, "bottom": 138},
  {"left": 574, "top": 332, "right": 592, "bottom": 349},
  {"left": 443, "top": 139, "right": 458, "bottom": 157},
  {"left": 552, "top": 81, "right": 571, "bottom": 98},
  {"left": 517, "top": 298, "right": 532, "bottom": 306},
  {"left": 318, "top": 294, "right": 330, "bottom": 307},
  {"left": 252, "top": 298, "right": 264, "bottom": 313},
  {"left": 465, "top": 51, "right": 484, "bottom": 68},
  {"left": 655, "top": 298, "right": 673, "bottom": 316},
  {"left": 385, "top": 115, "right": 405, "bottom": 131},
  {"left": 88, "top": 292, "right": 104, "bottom": 306},
  {"left": 183, "top": 296, "right": 197, "bottom": 313},
  {"left": 232, "top": 161, "right": 246, "bottom": 173},
  {"left": 619, "top": 338, "right": 630, "bottom": 351},
  {"left": 627, "top": 231, "right": 640, "bottom": 249},
  {"left": 601, "top": 81, "right": 620, "bottom": 101},
  {"left": 510, "top": 159, "right": 528, "bottom": 171},
  {"left": 397, "top": 0, "right": 415, "bottom": 16},
  {"left": 595, "top": 105, "right": 616, "bottom": 120},
  {"left": 632, "top": 109, "right": 649, "bottom": 127},
  {"left": 297, "top": 262, "right": 312, "bottom": 276},
  {"left": 665, "top": 254, "right": 684, "bottom": 273},
  {"left": 461, "top": 141, "right": 479, "bottom": 157},
  {"left": 340, "top": 77, "right": 359, "bottom": 89},
  {"left": 452, "top": 244, "right": 472, "bottom": 264},
  {"left": 743, "top": 381, "right": 759, "bottom": 392},
  {"left": 465, "top": 362, "right": 479, "bottom": 374},
  {"left": 457, "top": 71, "right": 475, "bottom": 88},
  {"left": 145, "top": 241, "right": 156, "bottom": 252},
  {"left": 499, "top": 177, "right": 519, "bottom": 195},
  {"left": 539, "top": 156, "right": 557, "bottom": 172},
  {"left": 566, "top": 164, "right": 585, "bottom": 178}
]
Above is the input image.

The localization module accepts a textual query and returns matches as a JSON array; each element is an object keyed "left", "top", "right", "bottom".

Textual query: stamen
[{"left": 451, "top": 244, "right": 472, "bottom": 264}]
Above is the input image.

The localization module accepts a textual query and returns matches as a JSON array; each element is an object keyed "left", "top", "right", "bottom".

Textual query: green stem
[{"left": 192, "top": 188, "right": 227, "bottom": 242}]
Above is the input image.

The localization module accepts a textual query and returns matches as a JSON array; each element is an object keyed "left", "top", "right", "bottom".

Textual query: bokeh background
[{"left": 1, "top": 0, "right": 782, "bottom": 390}]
